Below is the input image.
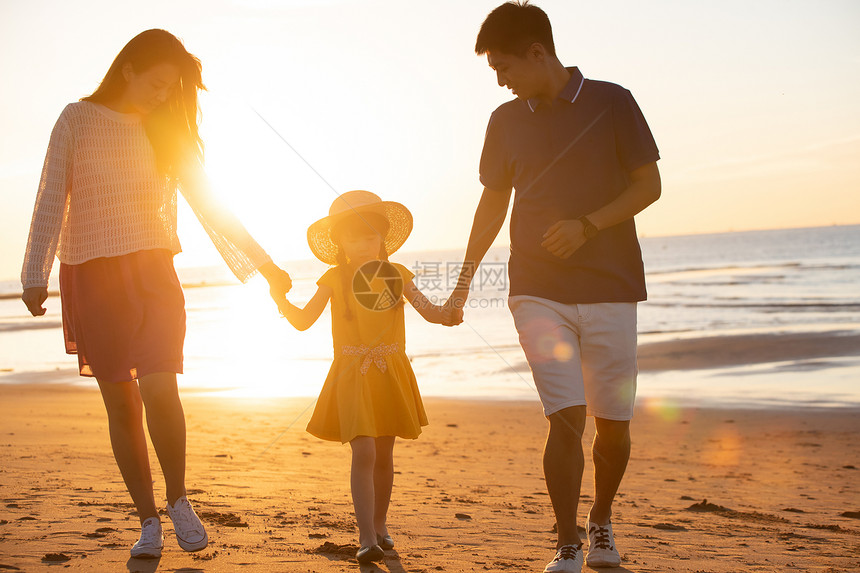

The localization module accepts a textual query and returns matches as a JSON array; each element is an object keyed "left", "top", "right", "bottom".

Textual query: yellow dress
[{"left": 306, "top": 261, "right": 428, "bottom": 443}]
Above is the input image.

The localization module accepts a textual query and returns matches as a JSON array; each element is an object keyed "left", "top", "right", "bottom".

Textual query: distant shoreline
[
  {"left": 3, "top": 327, "right": 859, "bottom": 368},
  {"left": 2, "top": 223, "right": 858, "bottom": 287},
  {"left": 3, "top": 329, "right": 859, "bottom": 402}
]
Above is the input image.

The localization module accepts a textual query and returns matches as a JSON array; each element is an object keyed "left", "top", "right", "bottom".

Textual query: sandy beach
[{"left": 1, "top": 376, "right": 859, "bottom": 572}]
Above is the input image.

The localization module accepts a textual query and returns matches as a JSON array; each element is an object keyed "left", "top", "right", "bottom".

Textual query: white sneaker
[
  {"left": 544, "top": 544, "right": 583, "bottom": 572},
  {"left": 586, "top": 520, "right": 622, "bottom": 567},
  {"left": 130, "top": 517, "right": 163, "bottom": 558},
  {"left": 167, "top": 496, "right": 208, "bottom": 551}
]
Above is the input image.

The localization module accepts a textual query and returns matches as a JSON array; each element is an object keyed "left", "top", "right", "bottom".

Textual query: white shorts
[{"left": 509, "top": 295, "right": 638, "bottom": 420}]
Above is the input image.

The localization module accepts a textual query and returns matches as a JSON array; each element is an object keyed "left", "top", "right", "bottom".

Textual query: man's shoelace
[
  {"left": 553, "top": 544, "right": 582, "bottom": 561},
  {"left": 591, "top": 525, "right": 613, "bottom": 550}
]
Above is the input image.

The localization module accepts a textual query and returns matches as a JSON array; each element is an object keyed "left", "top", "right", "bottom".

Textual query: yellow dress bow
[{"left": 342, "top": 343, "right": 400, "bottom": 375}]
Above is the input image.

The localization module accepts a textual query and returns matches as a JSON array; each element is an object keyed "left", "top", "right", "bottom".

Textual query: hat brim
[{"left": 307, "top": 201, "right": 413, "bottom": 265}]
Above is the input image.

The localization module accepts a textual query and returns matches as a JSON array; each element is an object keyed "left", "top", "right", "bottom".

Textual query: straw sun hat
[{"left": 307, "top": 190, "right": 413, "bottom": 265}]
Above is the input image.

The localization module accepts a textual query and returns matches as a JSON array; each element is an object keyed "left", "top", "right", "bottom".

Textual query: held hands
[
  {"left": 441, "top": 304, "right": 464, "bottom": 327},
  {"left": 541, "top": 219, "right": 587, "bottom": 259},
  {"left": 22, "top": 287, "right": 48, "bottom": 317},
  {"left": 259, "top": 262, "right": 292, "bottom": 305},
  {"left": 275, "top": 297, "right": 291, "bottom": 318},
  {"left": 441, "top": 287, "right": 467, "bottom": 327}
]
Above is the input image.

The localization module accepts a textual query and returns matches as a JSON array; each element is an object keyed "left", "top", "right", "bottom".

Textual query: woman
[{"left": 20, "top": 29, "right": 292, "bottom": 558}]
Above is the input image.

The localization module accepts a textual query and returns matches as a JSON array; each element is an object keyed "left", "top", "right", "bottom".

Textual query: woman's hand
[
  {"left": 276, "top": 297, "right": 290, "bottom": 318},
  {"left": 259, "top": 262, "right": 292, "bottom": 303},
  {"left": 22, "top": 287, "right": 49, "bottom": 317}
]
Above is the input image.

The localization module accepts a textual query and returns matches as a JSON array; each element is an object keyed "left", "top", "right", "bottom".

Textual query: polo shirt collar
[{"left": 527, "top": 67, "right": 585, "bottom": 112}]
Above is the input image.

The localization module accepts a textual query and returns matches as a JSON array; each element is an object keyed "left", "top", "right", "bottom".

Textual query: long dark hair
[{"left": 82, "top": 29, "right": 206, "bottom": 178}]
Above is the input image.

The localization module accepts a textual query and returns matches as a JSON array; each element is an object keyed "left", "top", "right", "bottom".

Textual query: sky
[{"left": 1, "top": 0, "right": 859, "bottom": 280}]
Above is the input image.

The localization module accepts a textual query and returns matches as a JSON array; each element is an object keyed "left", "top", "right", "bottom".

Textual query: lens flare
[
  {"left": 642, "top": 396, "right": 682, "bottom": 422},
  {"left": 553, "top": 341, "right": 574, "bottom": 362}
]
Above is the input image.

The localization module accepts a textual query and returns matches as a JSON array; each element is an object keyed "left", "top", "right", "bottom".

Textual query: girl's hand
[
  {"left": 441, "top": 305, "right": 464, "bottom": 327},
  {"left": 259, "top": 262, "right": 293, "bottom": 302},
  {"left": 442, "top": 288, "right": 468, "bottom": 325},
  {"left": 22, "top": 287, "right": 48, "bottom": 316},
  {"left": 276, "top": 297, "right": 291, "bottom": 318},
  {"left": 278, "top": 285, "right": 332, "bottom": 331}
]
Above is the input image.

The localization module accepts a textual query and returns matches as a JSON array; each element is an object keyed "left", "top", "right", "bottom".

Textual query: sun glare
[
  {"left": 180, "top": 276, "right": 333, "bottom": 398},
  {"left": 176, "top": 89, "right": 335, "bottom": 271}
]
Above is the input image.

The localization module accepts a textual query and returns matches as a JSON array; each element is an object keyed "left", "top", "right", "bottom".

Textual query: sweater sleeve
[
  {"left": 21, "top": 109, "right": 73, "bottom": 289},
  {"left": 178, "top": 162, "right": 272, "bottom": 283}
]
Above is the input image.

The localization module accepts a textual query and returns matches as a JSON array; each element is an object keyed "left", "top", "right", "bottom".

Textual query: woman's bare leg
[
  {"left": 97, "top": 379, "right": 158, "bottom": 523},
  {"left": 138, "top": 372, "right": 187, "bottom": 506}
]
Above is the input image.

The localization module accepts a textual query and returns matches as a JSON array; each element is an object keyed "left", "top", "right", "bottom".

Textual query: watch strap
[{"left": 578, "top": 216, "right": 598, "bottom": 239}]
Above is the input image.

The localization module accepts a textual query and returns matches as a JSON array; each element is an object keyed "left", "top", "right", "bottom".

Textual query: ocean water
[{"left": 1, "top": 225, "right": 859, "bottom": 408}]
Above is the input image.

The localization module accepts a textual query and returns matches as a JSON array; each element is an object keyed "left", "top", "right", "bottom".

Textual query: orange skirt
[{"left": 59, "top": 249, "right": 186, "bottom": 382}]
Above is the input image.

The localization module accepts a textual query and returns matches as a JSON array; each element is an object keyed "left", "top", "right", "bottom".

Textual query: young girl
[
  {"left": 20, "top": 30, "right": 292, "bottom": 558},
  {"left": 278, "top": 190, "right": 461, "bottom": 563}
]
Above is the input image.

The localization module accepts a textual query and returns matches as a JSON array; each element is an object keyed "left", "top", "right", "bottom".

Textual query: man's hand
[
  {"left": 440, "top": 302, "right": 464, "bottom": 327},
  {"left": 259, "top": 262, "right": 293, "bottom": 304},
  {"left": 541, "top": 219, "right": 587, "bottom": 259},
  {"left": 22, "top": 287, "right": 48, "bottom": 317},
  {"left": 442, "top": 287, "right": 468, "bottom": 326}
]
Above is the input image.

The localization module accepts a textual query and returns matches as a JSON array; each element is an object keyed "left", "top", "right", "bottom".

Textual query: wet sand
[{"left": 636, "top": 331, "right": 860, "bottom": 371}]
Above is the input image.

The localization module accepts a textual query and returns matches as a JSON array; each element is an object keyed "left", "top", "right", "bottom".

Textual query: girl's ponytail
[
  {"left": 335, "top": 247, "right": 353, "bottom": 321},
  {"left": 378, "top": 244, "right": 406, "bottom": 312}
]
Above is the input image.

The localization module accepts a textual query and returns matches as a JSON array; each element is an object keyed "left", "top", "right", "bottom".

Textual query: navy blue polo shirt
[{"left": 479, "top": 67, "right": 659, "bottom": 304}]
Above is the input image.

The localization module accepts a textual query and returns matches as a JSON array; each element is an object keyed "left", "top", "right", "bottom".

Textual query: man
[{"left": 445, "top": 2, "right": 661, "bottom": 571}]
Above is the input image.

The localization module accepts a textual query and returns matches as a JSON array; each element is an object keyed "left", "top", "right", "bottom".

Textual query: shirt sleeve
[
  {"left": 478, "top": 110, "right": 514, "bottom": 192},
  {"left": 392, "top": 262, "right": 415, "bottom": 287},
  {"left": 21, "top": 108, "right": 73, "bottom": 289},
  {"left": 612, "top": 88, "right": 660, "bottom": 173},
  {"left": 178, "top": 163, "right": 273, "bottom": 283},
  {"left": 316, "top": 267, "right": 339, "bottom": 289}
]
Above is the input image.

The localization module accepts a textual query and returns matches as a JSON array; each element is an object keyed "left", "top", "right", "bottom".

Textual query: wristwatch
[{"left": 578, "top": 215, "right": 599, "bottom": 240}]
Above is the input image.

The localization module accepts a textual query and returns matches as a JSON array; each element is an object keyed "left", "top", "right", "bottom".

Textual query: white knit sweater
[{"left": 21, "top": 102, "right": 271, "bottom": 288}]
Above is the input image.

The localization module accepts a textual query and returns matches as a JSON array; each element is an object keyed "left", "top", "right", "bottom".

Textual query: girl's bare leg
[
  {"left": 350, "top": 436, "right": 378, "bottom": 547},
  {"left": 373, "top": 436, "right": 396, "bottom": 538},
  {"left": 97, "top": 379, "right": 158, "bottom": 523}
]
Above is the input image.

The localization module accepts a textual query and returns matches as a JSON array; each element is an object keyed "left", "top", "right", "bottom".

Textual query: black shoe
[
  {"left": 376, "top": 533, "right": 394, "bottom": 550},
  {"left": 356, "top": 544, "right": 385, "bottom": 563}
]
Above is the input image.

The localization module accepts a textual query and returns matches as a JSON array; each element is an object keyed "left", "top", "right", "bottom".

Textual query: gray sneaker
[
  {"left": 167, "top": 496, "right": 208, "bottom": 551},
  {"left": 129, "top": 517, "right": 163, "bottom": 559},
  {"left": 544, "top": 544, "right": 583, "bottom": 572},
  {"left": 586, "top": 521, "right": 621, "bottom": 567}
]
